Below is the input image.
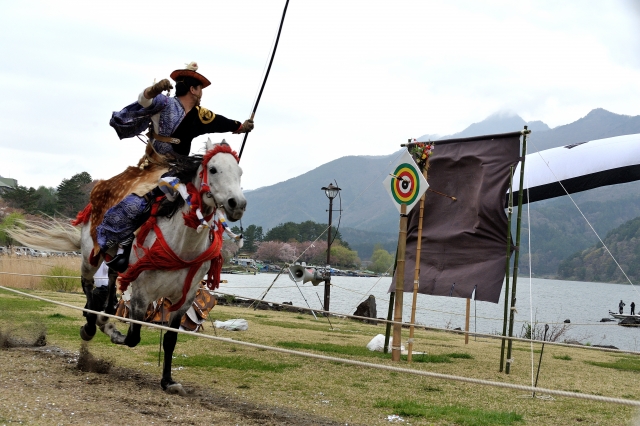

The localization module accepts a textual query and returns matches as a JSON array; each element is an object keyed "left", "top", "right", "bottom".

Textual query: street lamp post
[{"left": 321, "top": 183, "right": 341, "bottom": 312}]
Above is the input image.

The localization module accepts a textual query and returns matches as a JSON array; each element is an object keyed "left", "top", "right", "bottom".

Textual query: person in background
[
  {"left": 630, "top": 301, "right": 636, "bottom": 316},
  {"left": 619, "top": 299, "right": 625, "bottom": 315}
]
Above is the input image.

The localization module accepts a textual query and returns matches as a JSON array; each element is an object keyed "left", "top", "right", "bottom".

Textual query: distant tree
[
  {"left": 221, "top": 237, "right": 241, "bottom": 263},
  {"left": 57, "top": 172, "right": 92, "bottom": 217},
  {"left": 295, "top": 241, "right": 327, "bottom": 264},
  {"left": 35, "top": 186, "right": 58, "bottom": 216},
  {"left": 278, "top": 243, "right": 297, "bottom": 262},
  {"left": 329, "top": 244, "right": 360, "bottom": 268},
  {"left": 264, "top": 221, "right": 345, "bottom": 245},
  {"left": 264, "top": 222, "right": 299, "bottom": 242},
  {"left": 2, "top": 186, "right": 41, "bottom": 214},
  {"left": 0, "top": 212, "right": 25, "bottom": 246},
  {"left": 370, "top": 244, "right": 394, "bottom": 273},
  {"left": 229, "top": 224, "right": 263, "bottom": 253},
  {"left": 255, "top": 241, "right": 285, "bottom": 263}
]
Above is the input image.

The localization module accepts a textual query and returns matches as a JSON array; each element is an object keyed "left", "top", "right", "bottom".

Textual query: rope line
[{"left": 1, "top": 284, "right": 639, "bottom": 407}]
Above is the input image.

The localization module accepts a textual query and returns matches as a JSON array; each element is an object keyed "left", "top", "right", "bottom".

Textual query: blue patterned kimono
[{"left": 110, "top": 94, "right": 188, "bottom": 155}]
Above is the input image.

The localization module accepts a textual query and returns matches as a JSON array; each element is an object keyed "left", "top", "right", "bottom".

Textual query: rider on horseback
[{"left": 98, "top": 62, "right": 252, "bottom": 273}]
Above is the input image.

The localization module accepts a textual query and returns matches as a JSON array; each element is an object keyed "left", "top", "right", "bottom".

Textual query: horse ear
[
  {"left": 205, "top": 138, "right": 214, "bottom": 151},
  {"left": 220, "top": 139, "right": 229, "bottom": 147}
]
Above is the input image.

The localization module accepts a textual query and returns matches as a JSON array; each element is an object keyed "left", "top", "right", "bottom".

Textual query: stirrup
[{"left": 105, "top": 243, "right": 132, "bottom": 273}]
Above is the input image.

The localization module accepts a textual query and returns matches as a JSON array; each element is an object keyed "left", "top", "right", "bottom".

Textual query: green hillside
[
  {"left": 517, "top": 181, "right": 640, "bottom": 277},
  {"left": 558, "top": 214, "right": 640, "bottom": 283}
]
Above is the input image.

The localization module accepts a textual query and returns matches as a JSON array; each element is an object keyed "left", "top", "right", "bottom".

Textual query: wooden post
[
  {"left": 407, "top": 193, "right": 426, "bottom": 362},
  {"left": 392, "top": 204, "right": 408, "bottom": 362},
  {"left": 464, "top": 298, "right": 471, "bottom": 344}
]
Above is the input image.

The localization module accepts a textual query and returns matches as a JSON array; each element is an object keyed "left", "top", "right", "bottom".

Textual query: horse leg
[
  {"left": 102, "top": 295, "right": 144, "bottom": 346},
  {"left": 97, "top": 267, "right": 118, "bottom": 327},
  {"left": 80, "top": 277, "right": 98, "bottom": 341},
  {"left": 161, "top": 314, "right": 187, "bottom": 396}
]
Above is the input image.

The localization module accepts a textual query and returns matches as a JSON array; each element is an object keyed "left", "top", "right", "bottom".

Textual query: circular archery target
[{"left": 391, "top": 163, "right": 420, "bottom": 205}]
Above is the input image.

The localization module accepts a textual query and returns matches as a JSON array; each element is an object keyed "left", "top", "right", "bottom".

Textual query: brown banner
[{"left": 391, "top": 133, "right": 521, "bottom": 303}]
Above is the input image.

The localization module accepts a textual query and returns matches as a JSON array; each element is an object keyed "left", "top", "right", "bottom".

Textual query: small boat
[{"left": 608, "top": 310, "right": 640, "bottom": 320}]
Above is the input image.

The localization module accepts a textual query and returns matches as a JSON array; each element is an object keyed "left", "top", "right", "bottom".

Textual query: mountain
[
  {"left": 557, "top": 215, "right": 640, "bottom": 283},
  {"left": 418, "top": 111, "right": 550, "bottom": 141},
  {"left": 243, "top": 109, "right": 640, "bottom": 266},
  {"left": 526, "top": 108, "right": 640, "bottom": 152}
]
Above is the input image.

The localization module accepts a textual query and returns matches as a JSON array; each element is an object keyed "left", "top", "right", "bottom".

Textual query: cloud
[{"left": 1, "top": 0, "right": 639, "bottom": 191}]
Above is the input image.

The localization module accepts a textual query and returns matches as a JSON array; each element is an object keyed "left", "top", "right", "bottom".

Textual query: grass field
[{"left": 1, "top": 257, "right": 640, "bottom": 425}]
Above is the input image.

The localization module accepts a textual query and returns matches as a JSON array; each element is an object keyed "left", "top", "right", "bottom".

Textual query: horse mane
[
  {"left": 155, "top": 144, "right": 238, "bottom": 219},
  {"left": 156, "top": 154, "right": 204, "bottom": 219}
]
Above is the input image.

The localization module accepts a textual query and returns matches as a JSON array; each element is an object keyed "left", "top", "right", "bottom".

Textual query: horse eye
[{"left": 209, "top": 167, "right": 218, "bottom": 174}]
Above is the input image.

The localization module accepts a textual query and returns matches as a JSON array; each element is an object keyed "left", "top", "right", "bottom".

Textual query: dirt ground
[{"left": 0, "top": 345, "right": 346, "bottom": 426}]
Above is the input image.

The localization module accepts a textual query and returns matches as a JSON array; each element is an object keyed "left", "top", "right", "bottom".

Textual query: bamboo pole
[
  {"left": 500, "top": 166, "right": 515, "bottom": 372},
  {"left": 505, "top": 126, "right": 530, "bottom": 374},
  {"left": 407, "top": 192, "right": 426, "bottom": 362},
  {"left": 464, "top": 298, "right": 471, "bottom": 344},
  {"left": 392, "top": 204, "right": 408, "bottom": 362},
  {"left": 407, "top": 161, "right": 431, "bottom": 361}
]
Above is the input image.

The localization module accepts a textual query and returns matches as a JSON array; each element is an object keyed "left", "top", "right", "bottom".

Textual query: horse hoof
[
  {"left": 124, "top": 335, "right": 140, "bottom": 348},
  {"left": 110, "top": 334, "right": 126, "bottom": 345},
  {"left": 165, "top": 383, "right": 186, "bottom": 396},
  {"left": 80, "top": 325, "right": 96, "bottom": 341}
]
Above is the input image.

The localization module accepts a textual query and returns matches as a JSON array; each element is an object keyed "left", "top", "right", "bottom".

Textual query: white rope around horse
[{"left": 1, "top": 284, "right": 639, "bottom": 408}]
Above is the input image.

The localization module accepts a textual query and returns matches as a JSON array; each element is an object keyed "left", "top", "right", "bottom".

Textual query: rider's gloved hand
[
  {"left": 234, "top": 119, "right": 254, "bottom": 134},
  {"left": 144, "top": 79, "right": 174, "bottom": 99}
]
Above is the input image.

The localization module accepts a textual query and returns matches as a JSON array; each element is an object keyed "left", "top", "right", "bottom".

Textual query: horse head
[{"left": 200, "top": 139, "right": 246, "bottom": 221}]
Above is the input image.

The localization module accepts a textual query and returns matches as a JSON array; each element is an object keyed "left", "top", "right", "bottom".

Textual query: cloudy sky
[{"left": 1, "top": 0, "right": 639, "bottom": 191}]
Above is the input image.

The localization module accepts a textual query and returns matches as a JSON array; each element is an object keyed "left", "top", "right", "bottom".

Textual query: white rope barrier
[{"left": 1, "top": 284, "right": 639, "bottom": 408}]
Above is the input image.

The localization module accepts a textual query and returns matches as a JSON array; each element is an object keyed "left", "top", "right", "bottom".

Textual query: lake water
[{"left": 219, "top": 273, "right": 640, "bottom": 351}]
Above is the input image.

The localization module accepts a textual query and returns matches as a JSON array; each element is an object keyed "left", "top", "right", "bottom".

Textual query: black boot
[{"left": 105, "top": 243, "right": 132, "bottom": 273}]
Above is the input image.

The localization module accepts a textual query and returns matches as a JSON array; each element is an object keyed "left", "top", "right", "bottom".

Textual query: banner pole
[
  {"left": 407, "top": 192, "right": 426, "bottom": 362},
  {"left": 505, "top": 126, "right": 530, "bottom": 374},
  {"left": 500, "top": 165, "right": 515, "bottom": 371},
  {"left": 392, "top": 204, "right": 408, "bottom": 362}
]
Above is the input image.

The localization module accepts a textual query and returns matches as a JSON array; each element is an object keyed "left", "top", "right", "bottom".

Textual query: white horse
[{"left": 9, "top": 140, "right": 245, "bottom": 395}]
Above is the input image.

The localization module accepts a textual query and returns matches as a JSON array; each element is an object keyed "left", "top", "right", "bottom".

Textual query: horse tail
[{"left": 7, "top": 218, "right": 83, "bottom": 253}]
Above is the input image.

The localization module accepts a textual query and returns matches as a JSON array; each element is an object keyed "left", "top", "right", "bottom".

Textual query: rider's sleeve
[
  {"left": 192, "top": 107, "right": 242, "bottom": 136},
  {"left": 138, "top": 91, "right": 153, "bottom": 108}
]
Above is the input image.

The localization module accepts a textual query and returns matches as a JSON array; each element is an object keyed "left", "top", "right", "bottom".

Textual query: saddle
[
  {"left": 114, "top": 282, "right": 217, "bottom": 332},
  {"left": 88, "top": 143, "right": 170, "bottom": 254}
]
